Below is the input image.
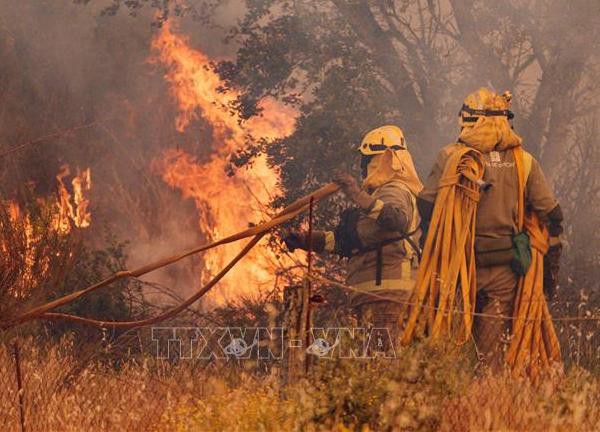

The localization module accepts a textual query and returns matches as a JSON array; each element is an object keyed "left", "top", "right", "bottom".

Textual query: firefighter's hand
[
  {"left": 282, "top": 230, "right": 307, "bottom": 252},
  {"left": 282, "top": 230, "right": 327, "bottom": 252},
  {"left": 543, "top": 242, "right": 562, "bottom": 300},
  {"left": 333, "top": 171, "right": 360, "bottom": 196},
  {"left": 333, "top": 171, "right": 374, "bottom": 210}
]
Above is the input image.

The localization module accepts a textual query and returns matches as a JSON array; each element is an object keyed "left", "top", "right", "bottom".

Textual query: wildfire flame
[
  {"left": 2, "top": 166, "right": 92, "bottom": 298},
  {"left": 151, "top": 24, "right": 297, "bottom": 301},
  {"left": 7, "top": 164, "right": 92, "bottom": 235},
  {"left": 1, "top": 201, "right": 37, "bottom": 299},
  {"left": 55, "top": 165, "right": 92, "bottom": 233}
]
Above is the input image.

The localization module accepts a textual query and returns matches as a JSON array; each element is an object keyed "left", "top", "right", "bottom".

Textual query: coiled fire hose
[
  {"left": 507, "top": 147, "right": 561, "bottom": 378},
  {"left": 401, "top": 145, "right": 484, "bottom": 345},
  {"left": 1, "top": 183, "right": 339, "bottom": 331}
]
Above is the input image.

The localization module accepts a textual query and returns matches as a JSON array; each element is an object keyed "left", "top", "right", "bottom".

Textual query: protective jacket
[
  {"left": 325, "top": 179, "right": 420, "bottom": 307},
  {"left": 420, "top": 144, "right": 558, "bottom": 240}
]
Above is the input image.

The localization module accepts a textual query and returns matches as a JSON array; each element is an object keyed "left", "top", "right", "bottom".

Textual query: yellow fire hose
[
  {"left": 401, "top": 145, "right": 484, "bottom": 345},
  {"left": 1, "top": 183, "right": 339, "bottom": 331},
  {"left": 507, "top": 147, "right": 561, "bottom": 378}
]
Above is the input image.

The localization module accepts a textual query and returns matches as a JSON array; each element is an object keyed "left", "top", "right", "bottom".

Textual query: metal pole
[{"left": 13, "top": 341, "right": 26, "bottom": 432}]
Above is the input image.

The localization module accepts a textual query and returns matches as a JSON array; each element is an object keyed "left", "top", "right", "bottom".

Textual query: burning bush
[
  {"left": 0, "top": 196, "right": 143, "bottom": 341},
  {"left": 0, "top": 198, "right": 74, "bottom": 322}
]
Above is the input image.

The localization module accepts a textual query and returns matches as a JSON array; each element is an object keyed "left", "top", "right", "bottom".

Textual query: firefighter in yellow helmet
[
  {"left": 417, "top": 88, "right": 563, "bottom": 367},
  {"left": 284, "top": 125, "right": 423, "bottom": 351}
]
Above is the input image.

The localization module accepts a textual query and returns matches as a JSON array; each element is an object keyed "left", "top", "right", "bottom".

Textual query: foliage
[
  {"left": 210, "top": 3, "right": 600, "bottom": 311},
  {"left": 440, "top": 368, "right": 600, "bottom": 431},
  {"left": 73, "top": 0, "right": 223, "bottom": 26},
  {"left": 0, "top": 199, "right": 75, "bottom": 321},
  {"left": 298, "top": 342, "right": 474, "bottom": 431},
  {"left": 1, "top": 4, "right": 599, "bottom": 429},
  {"left": 0, "top": 198, "right": 143, "bottom": 340},
  {"left": 218, "top": 0, "right": 600, "bottom": 179},
  {"left": 0, "top": 0, "right": 203, "bottom": 264},
  {"left": 45, "top": 233, "right": 146, "bottom": 340}
]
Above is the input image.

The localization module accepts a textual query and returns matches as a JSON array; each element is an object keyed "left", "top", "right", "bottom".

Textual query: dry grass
[
  {"left": 1, "top": 339, "right": 599, "bottom": 431},
  {"left": 0, "top": 339, "right": 187, "bottom": 431},
  {"left": 440, "top": 370, "right": 600, "bottom": 431}
]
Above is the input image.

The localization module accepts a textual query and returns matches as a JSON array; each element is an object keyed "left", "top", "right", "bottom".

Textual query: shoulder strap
[
  {"left": 513, "top": 147, "right": 526, "bottom": 231},
  {"left": 352, "top": 227, "right": 421, "bottom": 258},
  {"left": 513, "top": 147, "right": 534, "bottom": 231},
  {"left": 522, "top": 150, "right": 533, "bottom": 185}
]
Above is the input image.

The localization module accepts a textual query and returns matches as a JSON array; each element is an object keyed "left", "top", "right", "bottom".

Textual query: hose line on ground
[{"left": 1, "top": 183, "right": 339, "bottom": 331}]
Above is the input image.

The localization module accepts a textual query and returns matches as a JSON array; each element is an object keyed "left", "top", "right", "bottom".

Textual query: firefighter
[
  {"left": 417, "top": 88, "right": 563, "bottom": 367},
  {"left": 283, "top": 125, "right": 423, "bottom": 351}
]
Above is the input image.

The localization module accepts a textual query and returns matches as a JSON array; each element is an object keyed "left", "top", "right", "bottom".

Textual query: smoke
[
  {"left": 1, "top": 0, "right": 599, "bottom": 309},
  {"left": 0, "top": 0, "right": 246, "bottom": 297}
]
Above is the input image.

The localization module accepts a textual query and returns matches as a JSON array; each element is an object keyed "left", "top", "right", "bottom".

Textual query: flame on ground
[
  {"left": 7, "top": 164, "right": 92, "bottom": 235},
  {"left": 2, "top": 166, "right": 91, "bottom": 298},
  {"left": 151, "top": 24, "right": 297, "bottom": 302}
]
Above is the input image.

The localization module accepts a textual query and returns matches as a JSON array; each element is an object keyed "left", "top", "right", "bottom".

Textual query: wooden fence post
[
  {"left": 282, "top": 284, "right": 309, "bottom": 385},
  {"left": 282, "top": 196, "right": 316, "bottom": 387}
]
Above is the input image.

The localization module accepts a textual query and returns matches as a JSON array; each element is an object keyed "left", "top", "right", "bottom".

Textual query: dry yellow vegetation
[{"left": 1, "top": 339, "right": 599, "bottom": 431}]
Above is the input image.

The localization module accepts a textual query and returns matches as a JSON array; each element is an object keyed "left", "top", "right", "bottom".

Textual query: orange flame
[
  {"left": 2, "top": 166, "right": 91, "bottom": 298},
  {"left": 2, "top": 202, "right": 37, "bottom": 298},
  {"left": 151, "top": 24, "right": 297, "bottom": 301},
  {"left": 55, "top": 165, "right": 92, "bottom": 233}
]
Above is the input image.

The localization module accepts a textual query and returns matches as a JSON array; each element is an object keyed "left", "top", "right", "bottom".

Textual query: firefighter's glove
[
  {"left": 333, "top": 171, "right": 374, "bottom": 210},
  {"left": 543, "top": 241, "right": 562, "bottom": 300},
  {"left": 283, "top": 230, "right": 326, "bottom": 253}
]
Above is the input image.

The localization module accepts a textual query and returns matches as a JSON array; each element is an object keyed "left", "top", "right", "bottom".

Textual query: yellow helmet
[
  {"left": 358, "top": 125, "right": 406, "bottom": 156},
  {"left": 459, "top": 88, "right": 514, "bottom": 128}
]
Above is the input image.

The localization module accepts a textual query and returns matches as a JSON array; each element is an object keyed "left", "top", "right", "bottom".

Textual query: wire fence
[
  {"left": 2, "top": 330, "right": 600, "bottom": 432},
  {"left": 0, "top": 337, "right": 203, "bottom": 432},
  {"left": 3, "top": 269, "right": 600, "bottom": 430}
]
